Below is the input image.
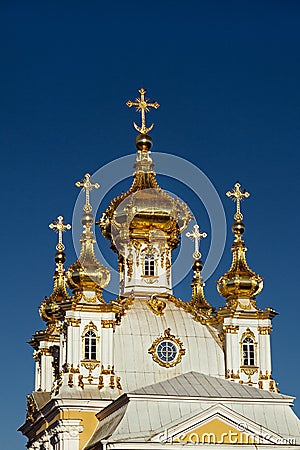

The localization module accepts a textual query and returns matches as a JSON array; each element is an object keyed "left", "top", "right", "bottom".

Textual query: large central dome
[{"left": 99, "top": 133, "right": 192, "bottom": 253}]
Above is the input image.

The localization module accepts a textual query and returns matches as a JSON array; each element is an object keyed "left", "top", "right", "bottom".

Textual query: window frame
[
  {"left": 81, "top": 321, "right": 99, "bottom": 362},
  {"left": 240, "top": 329, "right": 257, "bottom": 368},
  {"left": 144, "top": 253, "right": 155, "bottom": 276}
]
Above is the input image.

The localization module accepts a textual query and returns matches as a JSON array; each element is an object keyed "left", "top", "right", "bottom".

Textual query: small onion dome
[
  {"left": 67, "top": 250, "right": 110, "bottom": 294},
  {"left": 217, "top": 221, "right": 263, "bottom": 301},
  {"left": 99, "top": 138, "right": 192, "bottom": 252},
  {"left": 39, "top": 251, "right": 71, "bottom": 324},
  {"left": 67, "top": 215, "right": 110, "bottom": 294},
  {"left": 190, "top": 258, "right": 213, "bottom": 312}
]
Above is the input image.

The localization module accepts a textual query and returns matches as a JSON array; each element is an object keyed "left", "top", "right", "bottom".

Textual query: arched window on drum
[
  {"left": 240, "top": 330, "right": 257, "bottom": 367},
  {"left": 144, "top": 253, "right": 155, "bottom": 276}
]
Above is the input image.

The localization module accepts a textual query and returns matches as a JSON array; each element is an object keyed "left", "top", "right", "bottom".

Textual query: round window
[{"left": 156, "top": 340, "right": 178, "bottom": 364}]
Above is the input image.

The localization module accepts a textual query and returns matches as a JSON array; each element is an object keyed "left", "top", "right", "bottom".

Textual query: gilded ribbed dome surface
[
  {"left": 100, "top": 135, "right": 191, "bottom": 252},
  {"left": 66, "top": 241, "right": 110, "bottom": 294},
  {"left": 217, "top": 225, "right": 263, "bottom": 301}
]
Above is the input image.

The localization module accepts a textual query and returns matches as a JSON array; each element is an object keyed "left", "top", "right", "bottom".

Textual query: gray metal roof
[
  {"left": 131, "top": 371, "right": 292, "bottom": 400},
  {"left": 85, "top": 372, "right": 299, "bottom": 449}
]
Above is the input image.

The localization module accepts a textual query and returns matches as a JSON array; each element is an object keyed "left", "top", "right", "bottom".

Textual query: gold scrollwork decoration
[{"left": 147, "top": 295, "right": 166, "bottom": 316}]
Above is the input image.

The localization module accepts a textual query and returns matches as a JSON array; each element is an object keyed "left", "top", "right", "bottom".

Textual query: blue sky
[{"left": 1, "top": 1, "right": 300, "bottom": 448}]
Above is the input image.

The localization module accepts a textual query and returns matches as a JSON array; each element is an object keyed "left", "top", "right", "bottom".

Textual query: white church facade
[{"left": 19, "top": 89, "right": 300, "bottom": 449}]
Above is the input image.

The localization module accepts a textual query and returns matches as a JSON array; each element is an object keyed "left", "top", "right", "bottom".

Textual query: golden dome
[
  {"left": 217, "top": 221, "right": 263, "bottom": 301},
  {"left": 66, "top": 223, "right": 110, "bottom": 295},
  {"left": 100, "top": 134, "right": 192, "bottom": 252},
  {"left": 217, "top": 183, "right": 263, "bottom": 305},
  {"left": 40, "top": 217, "right": 72, "bottom": 326},
  {"left": 39, "top": 252, "right": 71, "bottom": 324},
  {"left": 67, "top": 175, "right": 110, "bottom": 297}
]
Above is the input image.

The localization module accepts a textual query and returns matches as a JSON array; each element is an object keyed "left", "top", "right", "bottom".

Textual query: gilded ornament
[
  {"left": 258, "top": 326, "right": 272, "bottom": 335},
  {"left": 241, "top": 367, "right": 258, "bottom": 383},
  {"left": 101, "top": 364, "right": 114, "bottom": 375},
  {"left": 98, "top": 375, "right": 104, "bottom": 390},
  {"left": 269, "top": 380, "right": 279, "bottom": 393},
  {"left": 68, "top": 374, "right": 74, "bottom": 387},
  {"left": 101, "top": 319, "right": 115, "bottom": 328},
  {"left": 82, "top": 321, "right": 98, "bottom": 335},
  {"left": 259, "top": 370, "right": 271, "bottom": 380},
  {"left": 144, "top": 277, "right": 159, "bottom": 284},
  {"left": 127, "top": 252, "right": 133, "bottom": 279},
  {"left": 116, "top": 376, "right": 122, "bottom": 390},
  {"left": 81, "top": 361, "right": 99, "bottom": 373},
  {"left": 147, "top": 295, "right": 166, "bottom": 315},
  {"left": 224, "top": 325, "right": 239, "bottom": 334},
  {"left": 78, "top": 375, "right": 84, "bottom": 389},
  {"left": 39, "top": 348, "right": 52, "bottom": 356},
  {"left": 65, "top": 317, "right": 81, "bottom": 327},
  {"left": 109, "top": 375, "right": 115, "bottom": 389},
  {"left": 26, "top": 394, "right": 36, "bottom": 424}
]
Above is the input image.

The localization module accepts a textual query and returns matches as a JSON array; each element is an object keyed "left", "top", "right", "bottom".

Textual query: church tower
[
  {"left": 19, "top": 89, "right": 300, "bottom": 450},
  {"left": 217, "top": 182, "right": 278, "bottom": 391}
]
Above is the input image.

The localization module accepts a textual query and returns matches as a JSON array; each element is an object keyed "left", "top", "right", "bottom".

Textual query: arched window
[
  {"left": 84, "top": 331, "right": 97, "bottom": 360},
  {"left": 144, "top": 254, "right": 155, "bottom": 276},
  {"left": 242, "top": 337, "right": 255, "bottom": 366}
]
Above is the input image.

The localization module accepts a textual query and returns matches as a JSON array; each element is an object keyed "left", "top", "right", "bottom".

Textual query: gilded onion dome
[
  {"left": 99, "top": 88, "right": 192, "bottom": 252},
  {"left": 39, "top": 216, "right": 71, "bottom": 326},
  {"left": 67, "top": 174, "right": 110, "bottom": 297},
  {"left": 217, "top": 183, "right": 263, "bottom": 305}
]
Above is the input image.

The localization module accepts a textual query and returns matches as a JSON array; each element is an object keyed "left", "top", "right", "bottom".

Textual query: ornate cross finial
[
  {"left": 126, "top": 88, "right": 160, "bottom": 134},
  {"left": 75, "top": 173, "right": 100, "bottom": 213},
  {"left": 49, "top": 216, "right": 71, "bottom": 252},
  {"left": 186, "top": 224, "right": 207, "bottom": 259},
  {"left": 226, "top": 182, "right": 250, "bottom": 221}
]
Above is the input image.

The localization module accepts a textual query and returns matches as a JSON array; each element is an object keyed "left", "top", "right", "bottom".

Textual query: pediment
[{"left": 152, "top": 403, "right": 284, "bottom": 445}]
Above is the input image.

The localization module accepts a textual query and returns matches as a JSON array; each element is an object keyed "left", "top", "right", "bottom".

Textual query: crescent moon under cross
[{"left": 133, "top": 121, "right": 154, "bottom": 134}]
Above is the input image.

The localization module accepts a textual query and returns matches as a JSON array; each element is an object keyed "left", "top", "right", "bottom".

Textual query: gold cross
[
  {"left": 49, "top": 216, "right": 71, "bottom": 251},
  {"left": 75, "top": 173, "right": 100, "bottom": 213},
  {"left": 186, "top": 224, "right": 207, "bottom": 259},
  {"left": 126, "top": 88, "right": 160, "bottom": 134},
  {"left": 226, "top": 182, "right": 250, "bottom": 221}
]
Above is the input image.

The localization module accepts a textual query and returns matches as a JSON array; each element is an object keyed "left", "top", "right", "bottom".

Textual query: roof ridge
[{"left": 129, "top": 371, "right": 293, "bottom": 400}]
